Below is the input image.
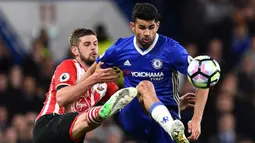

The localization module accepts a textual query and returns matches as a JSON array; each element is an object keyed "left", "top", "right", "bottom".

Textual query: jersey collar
[
  {"left": 74, "top": 59, "right": 87, "bottom": 71},
  {"left": 133, "top": 33, "right": 159, "bottom": 56}
]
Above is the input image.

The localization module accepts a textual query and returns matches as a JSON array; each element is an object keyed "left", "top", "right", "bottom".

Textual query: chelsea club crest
[{"left": 152, "top": 59, "right": 163, "bottom": 69}]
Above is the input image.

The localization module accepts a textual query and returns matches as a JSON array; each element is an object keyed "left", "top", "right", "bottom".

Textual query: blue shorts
[{"left": 119, "top": 98, "right": 179, "bottom": 143}]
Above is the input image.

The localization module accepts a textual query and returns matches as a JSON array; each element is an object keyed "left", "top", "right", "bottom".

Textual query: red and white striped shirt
[{"left": 36, "top": 59, "right": 118, "bottom": 120}]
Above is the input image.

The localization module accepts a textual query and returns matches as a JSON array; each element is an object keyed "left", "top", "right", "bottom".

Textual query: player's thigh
[
  {"left": 33, "top": 114, "right": 55, "bottom": 143},
  {"left": 33, "top": 113, "right": 84, "bottom": 143},
  {"left": 119, "top": 98, "right": 151, "bottom": 137}
]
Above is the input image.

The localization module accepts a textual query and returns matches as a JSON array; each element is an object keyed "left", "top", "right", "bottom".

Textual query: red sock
[{"left": 85, "top": 106, "right": 104, "bottom": 127}]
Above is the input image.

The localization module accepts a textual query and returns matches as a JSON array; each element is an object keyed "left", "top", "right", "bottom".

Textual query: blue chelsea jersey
[{"left": 96, "top": 34, "right": 191, "bottom": 108}]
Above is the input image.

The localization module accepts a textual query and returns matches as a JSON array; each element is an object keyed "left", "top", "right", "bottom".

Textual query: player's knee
[
  {"left": 138, "top": 80, "right": 154, "bottom": 90},
  {"left": 141, "top": 80, "right": 154, "bottom": 88},
  {"left": 140, "top": 80, "right": 153, "bottom": 85},
  {"left": 137, "top": 80, "right": 154, "bottom": 89},
  {"left": 71, "top": 114, "right": 86, "bottom": 134},
  {"left": 136, "top": 80, "right": 155, "bottom": 98},
  {"left": 70, "top": 113, "right": 94, "bottom": 141}
]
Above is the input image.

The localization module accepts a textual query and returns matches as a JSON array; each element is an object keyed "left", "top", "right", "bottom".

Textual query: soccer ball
[{"left": 187, "top": 55, "right": 221, "bottom": 89}]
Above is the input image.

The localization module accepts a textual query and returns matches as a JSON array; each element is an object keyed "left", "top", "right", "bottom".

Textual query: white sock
[{"left": 149, "top": 102, "right": 174, "bottom": 136}]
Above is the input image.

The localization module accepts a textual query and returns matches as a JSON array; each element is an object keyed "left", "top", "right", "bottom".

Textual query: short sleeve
[
  {"left": 96, "top": 39, "right": 123, "bottom": 68},
  {"left": 170, "top": 43, "right": 192, "bottom": 75},
  {"left": 54, "top": 60, "right": 77, "bottom": 90}
]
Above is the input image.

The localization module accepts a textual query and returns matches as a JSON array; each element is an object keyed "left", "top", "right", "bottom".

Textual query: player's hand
[
  {"left": 86, "top": 62, "right": 97, "bottom": 76},
  {"left": 187, "top": 119, "right": 201, "bottom": 141},
  {"left": 93, "top": 62, "right": 120, "bottom": 83},
  {"left": 180, "top": 93, "right": 195, "bottom": 111}
]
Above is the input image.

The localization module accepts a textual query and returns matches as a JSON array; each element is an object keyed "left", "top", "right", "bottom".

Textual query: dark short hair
[
  {"left": 132, "top": 3, "right": 160, "bottom": 22},
  {"left": 69, "top": 28, "right": 96, "bottom": 47}
]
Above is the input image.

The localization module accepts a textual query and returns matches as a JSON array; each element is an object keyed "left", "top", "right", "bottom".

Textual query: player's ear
[
  {"left": 130, "top": 22, "right": 135, "bottom": 32},
  {"left": 156, "top": 21, "right": 160, "bottom": 31},
  {"left": 71, "top": 46, "right": 79, "bottom": 56}
]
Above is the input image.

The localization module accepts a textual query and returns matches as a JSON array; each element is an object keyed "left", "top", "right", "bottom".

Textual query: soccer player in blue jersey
[{"left": 96, "top": 3, "right": 209, "bottom": 143}]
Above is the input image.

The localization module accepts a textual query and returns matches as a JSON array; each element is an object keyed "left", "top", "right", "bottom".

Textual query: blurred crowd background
[{"left": 0, "top": 0, "right": 255, "bottom": 143}]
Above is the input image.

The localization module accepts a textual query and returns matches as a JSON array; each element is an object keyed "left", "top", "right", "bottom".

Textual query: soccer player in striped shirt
[{"left": 33, "top": 28, "right": 137, "bottom": 143}]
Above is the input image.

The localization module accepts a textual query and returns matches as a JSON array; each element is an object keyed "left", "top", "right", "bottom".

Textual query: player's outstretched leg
[
  {"left": 70, "top": 87, "right": 137, "bottom": 141},
  {"left": 136, "top": 80, "right": 189, "bottom": 143},
  {"left": 99, "top": 87, "right": 137, "bottom": 118}
]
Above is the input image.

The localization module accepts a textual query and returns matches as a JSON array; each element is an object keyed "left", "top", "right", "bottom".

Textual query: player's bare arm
[
  {"left": 188, "top": 88, "right": 209, "bottom": 141},
  {"left": 56, "top": 62, "right": 119, "bottom": 107}
]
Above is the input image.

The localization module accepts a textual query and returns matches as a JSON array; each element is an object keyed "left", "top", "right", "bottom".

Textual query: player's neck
[
  {"left": 75, "top": 58, "right": 89, "bottom": 70},
  {"left": 135, "top": 33, "right": 159, "bottom": 50},
  {"left": 136, "top": 41, "right": 149, "bottom": 49}
]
